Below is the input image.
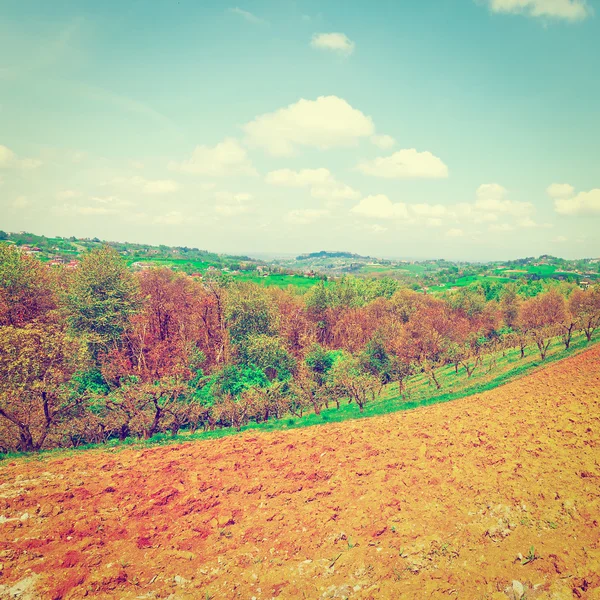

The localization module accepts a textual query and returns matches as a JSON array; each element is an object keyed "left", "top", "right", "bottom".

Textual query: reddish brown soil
[{"left": 1, "top": 347, "right": 600, "bottom": 600}]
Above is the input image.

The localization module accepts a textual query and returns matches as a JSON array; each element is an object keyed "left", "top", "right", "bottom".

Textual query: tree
[
  {"left": 226, "top": 283, "right": 278, "bottom": 345},
  {"left": 569, "top": 286, "right": 600, "bottom": 342},
  {"left": 518, "top": 290, "right": 566, "bottom": 360},
  {"left": 305, "top": 344, "right": 337, "bottom": 387},
  {"left": 0, "top": 244, "right": 56, "bottom": 326},
  {"left": 327, "top": 353, "right": 380, "bottom": 412},
  {"left": 305, "top": 281, "right": 333, "bottom": 344},
  {"left": 237, "top": 334, "right": 295, "bottom": 381},
  {"left": 404, "top": 299, "right": 453, "bottom": 389},
  {"left": 290, "top": 365, "right": 326, "bottom": 415},
  {"left": 0, "top": 325, "right": 88, "bottom": 452},
  {"left": 241, "top": 381, "right": 289, "bottom": 422},
  {"left": 360, "top": 336, "right": 391, "bottom": 382},
  {"left": 202, "top": 273, "right": 230, "bottom": 365},
  {"left": 269, "top": 288, "right": 315, "bottom": 355},
  {"left": 103, "top": 376, "right": 192, "bottom": 439},
  {"left": 114, "top": 268, "right": 210, "bottom": 381},
  {"left": 65, "top": 247, "right": 140, "bottom": 358}
]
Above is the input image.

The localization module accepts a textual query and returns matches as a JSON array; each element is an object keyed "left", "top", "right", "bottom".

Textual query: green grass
[
  {"left": 3, "top": 332, "right": 597, "bottom": 463},
  {"left": 232, "top": 273, "right": 328, "bottom": 289},
  {"left": 124, "top": 256, "right": 213, "bottom": 270},
  {"left": 429, "top": 275, "right": 515, "bottom": 291}
]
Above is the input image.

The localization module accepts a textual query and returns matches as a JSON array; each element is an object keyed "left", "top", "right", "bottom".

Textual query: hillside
[{"left": 1, "top": 347, "right": 599, "bottom": 599}]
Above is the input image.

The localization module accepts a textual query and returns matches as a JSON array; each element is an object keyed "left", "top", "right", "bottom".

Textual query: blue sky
[{"left": 1, "top": 0, "right": 599, "bottom": 260}]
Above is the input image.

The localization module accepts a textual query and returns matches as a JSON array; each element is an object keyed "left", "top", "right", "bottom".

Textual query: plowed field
[{"left": 1, "top": 346, "right": 600, "bottom": 599}]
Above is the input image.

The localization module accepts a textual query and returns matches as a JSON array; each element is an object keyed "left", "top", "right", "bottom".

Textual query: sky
[{"left": 1, "top": 0, "right": 599, "bottom": 261}]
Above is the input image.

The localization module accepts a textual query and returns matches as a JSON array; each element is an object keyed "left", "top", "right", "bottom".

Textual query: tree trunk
[
  {"left": 430, "top": 368, "right": 441, "bottom": 390},
  {"left": 146, "top": 406, "right": 162, "bottom": 439},
  {"left": 18, "top": 426, "right": 36, "bottom": 452},
  {"left": 563, "top": 324, "right": 574, "bottom": 349},
  {"left": 119, "top": 423, "right": 130, "bottom": 441}
]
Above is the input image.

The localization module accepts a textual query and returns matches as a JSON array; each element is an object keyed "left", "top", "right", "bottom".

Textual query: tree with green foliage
[
  {"left": 0, "top": 244, "right": 56, "bottom": 326},
  {"left": 237, "top": 334, "right": 295, "bottom": 381},
  {"left": 304, "top": 280, "right": 332, "bottom": 344},
  {"left": 305, "top": 343, "right": 337, "bottom": 386},
  {"left": 360, "top": 336, "right": 391, "bottom": 382},
  {"left": 65, "top": 247, "right": 141, "bottom": 358},
  {"left": 499, "top": 283, "right": 521, "bottom": 329},
  {"left": 327, "top": 352, "right": 380, "bottom": 412},
  {"left": 226, "top": 282, "right": 278, "bottom": 345},
  {"left": 0, "top": 324, "right": 89, "bottom": 452}
]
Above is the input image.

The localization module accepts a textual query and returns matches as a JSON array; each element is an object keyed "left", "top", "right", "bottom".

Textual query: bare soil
[{"left": 1, "top": 346, "right": 599, "bottom": 599}]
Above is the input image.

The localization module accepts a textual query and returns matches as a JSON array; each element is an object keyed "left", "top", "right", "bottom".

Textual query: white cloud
[
  {"left": 351, "top": 194, "right": 410, "bottom": 220},
  {"left": 265, "top": 168, "right": 331, "bottom": 187},
  {"left": 426, "top": 218, "right": 443, "bottom": 228},
  {"left": 154, "top": 211, "right": 185, "bottom": 225},
  {"left": 0, "top": 144, "right": 42, "bottom": 170},
  {"left": 554, "top": 235, "right": 568, "bottom": 242},
  {"left": 56, "top": 195, "right": 133, "bottom": 217},
  {"left": 243, "top": 96, "right": 374, "bottom": 156},
  {"left": 215, "top": 191, "right": 253, "bottom": 203},
  {"left": 286, "top": 209, "right": 329, "bottom": 225},
  {"left": 485, "top": 0, "right": 592, "bottom": 21},
  {"left": 130, "top": 160, "right": 144, "bottom": 170},
  {"left": 445, "top": 228, "right": 464, "bottom": 237},
  {"left": 90, "top": 195, "right": 132, "bottom": 207},
  {"left": 370, "top": 134, "right": 396, "bottom": 149},
  {"left": 214, "top": 191, "right": 253, "bottom": 217},
  {"left": 169, "top": 138, "right": 257, "bottom": 177},
  {"left": 0, "top": 146, "right": 15, "bottom": 165},
  {"left": 411, "top": 203, "right": 448, "bottom": 218},
  {"left": 76, "top": 205, "right": 120, "bottom": 215},
  {"left": 56, "top": 189, "right": 81, "bottom": 200},
  {"left": 265, "top": 167, "right": 360, "bottom": 201},
  {"left": 475, "top": 197, "right": 534, "bottom": 217},
  {"left": 546, "top": 182, "right": 575, "bottom": 198},
  {"left": 489, "top": 223, "right": 515, "bottom": 232},
  {"left": 129, "top": 176, "right": 179, "bottom": 194},
  {"left": 517, "top": 217, "right": 552, "bottom": 228},
  {"left": 476, "top": 183, "right": 507, "bottom": 201},
  {"left": 310, "top": 32, "right": 355, "bottom": 55},
  {"left": 368, "top": 224, "right": 388, "bottom": 233},
  {"left": 143, "top": 179, "right": 179, "bottom": 194},
  {"left": 554, "top": 188, "right": 600, "bottom": 215},
  {"left": 474, "top": 183, "right": 533, "bottom": 217},
  {"left": 356, "top": 149, "right": 449, "bottom": 179},
  {"left": 228, "top": 7, "right": 267, "bottom": 25},
  {"left": 310, "top": 182, "right": 360, "bottom": 201},
  {"left": 13, "top": 196, "right": 30, "bottom": 209}
]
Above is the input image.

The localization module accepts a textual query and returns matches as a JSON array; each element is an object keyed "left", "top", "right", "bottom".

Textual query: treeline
[{"left": 1, "top": 244, "right": 599, "bottom": 453}]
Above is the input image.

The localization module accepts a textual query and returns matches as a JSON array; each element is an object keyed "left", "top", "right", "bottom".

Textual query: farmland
[{"left": 1, "top": 343, "right": 599, "bottom": 599}]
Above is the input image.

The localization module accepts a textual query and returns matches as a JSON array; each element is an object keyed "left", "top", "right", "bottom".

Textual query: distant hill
[{"left": 295, "top": 250, "right": 370, "bottom": 261}]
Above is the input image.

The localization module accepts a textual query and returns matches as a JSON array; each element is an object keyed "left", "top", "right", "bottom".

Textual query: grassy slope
[
  {"left": 11, "top": 330, "right": 597, "bottom": 463},
  {"left": 233, "top": 273, "right": 328, "bottom": 289}
]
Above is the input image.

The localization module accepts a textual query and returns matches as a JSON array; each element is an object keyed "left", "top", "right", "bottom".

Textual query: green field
[
  {"left": 233, "top": 273, "right": 329, "bottom": 289},
  {"left": 428, "top": 274, "right": 514, "bottom": 291},
  {"left": 125, "top": 256, "right": 213, "bottom": 271}
]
